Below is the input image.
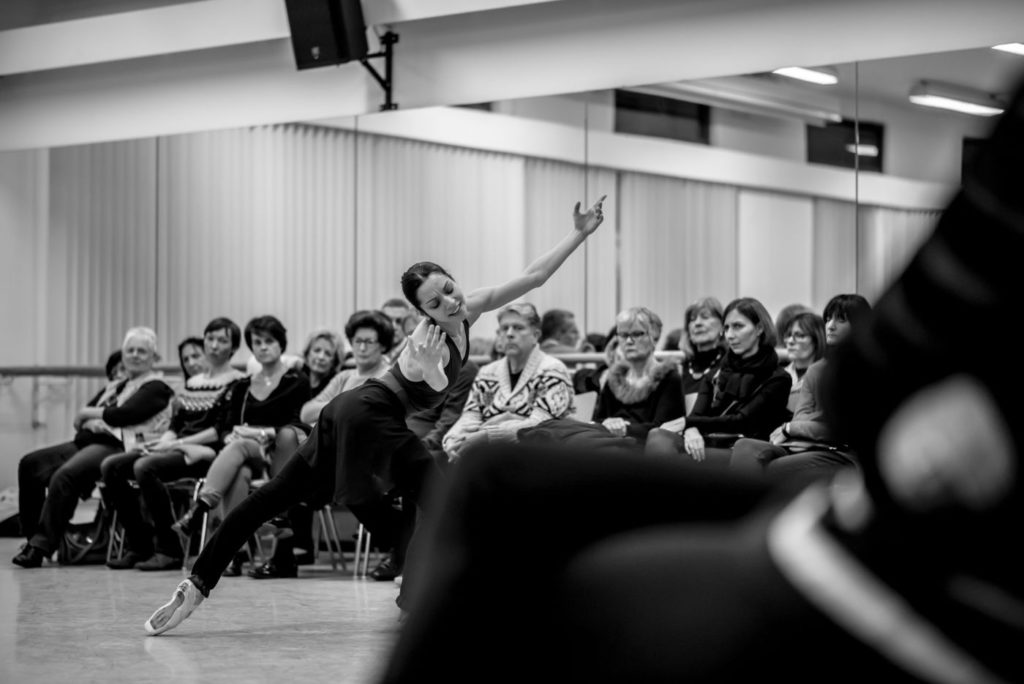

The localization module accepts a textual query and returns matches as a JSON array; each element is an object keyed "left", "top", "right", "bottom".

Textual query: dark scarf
[
  {"left": 709, "top": 344, "right": 779, "bottom": 414},
  {"left": 605, "top": 360, "right": 673, "bottom": 405}
]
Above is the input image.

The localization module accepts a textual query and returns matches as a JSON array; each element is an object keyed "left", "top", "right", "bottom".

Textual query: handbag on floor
[{"left": 58, "top": 502, "right": 111, "bottom": 565}]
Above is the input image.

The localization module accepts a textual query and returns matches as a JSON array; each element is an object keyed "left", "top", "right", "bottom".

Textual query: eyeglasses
[
  {"left": 616, "top": 330, "right": 649, "bottom": 343},
  {"left": 351, "top": 338, "right": 380, "bottom": 348},
  {"left": 785, "top": 331, "right": 810, "bottom": 341}
]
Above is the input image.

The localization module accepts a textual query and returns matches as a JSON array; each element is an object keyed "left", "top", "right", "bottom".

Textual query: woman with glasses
[
  {"left": 144, "top": 194, "right": 606, "bottom": 635},
  {"left": 730, "top": 294, "right": 871, "bottom": 480},
  {"left": 592, "top": 307, "right": 683, "bottom": 445},
  {"left": 645, "top": 297, "right": 792, "bottom": 465},
  {"left": 780, "top": 312, "right": 826, "bottom": 414}
]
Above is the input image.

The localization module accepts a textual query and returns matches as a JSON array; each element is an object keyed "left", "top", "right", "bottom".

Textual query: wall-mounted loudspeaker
[{"left": 284, "top": 0, "right": 369, "bottom": 70}]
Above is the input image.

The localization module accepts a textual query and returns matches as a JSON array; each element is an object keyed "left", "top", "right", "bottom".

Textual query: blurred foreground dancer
[{"left": 378, "top": 79, "right": 1024, "bottom": 683}]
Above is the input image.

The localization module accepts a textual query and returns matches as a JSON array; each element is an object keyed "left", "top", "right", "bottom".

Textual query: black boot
[
  {"left": 172, "top": 500, "right": 209, "bottom": 537},
  {"left": 12, "top": 544, "right": 47, "bottom": 568}
]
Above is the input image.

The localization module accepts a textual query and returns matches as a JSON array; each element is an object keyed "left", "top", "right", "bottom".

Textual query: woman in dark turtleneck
[
  {"left": 678, "top": 297, "right": 728, "bottom": 413},
  {"left": 646, "top": 297, "right": 791, "bottom": 465}
]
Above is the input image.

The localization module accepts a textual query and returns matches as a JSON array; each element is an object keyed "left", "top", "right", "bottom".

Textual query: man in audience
[
  {"left": 381, "top": 297, "right": 416, "bottom": 363},
  {"left": 539, "top": 308, "right": 580, "bottom": 355},
  {"left": 443, "top": 302, "right": 574, "bottom": 463}
]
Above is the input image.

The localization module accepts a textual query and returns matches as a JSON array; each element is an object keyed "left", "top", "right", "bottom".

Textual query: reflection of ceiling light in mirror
[
  {"left": 844, "top": 144, "right": 879, "bottom": 157},
  {"left": 992, "top": 43, "right": 1024, "bottom": 55},
  {"left": 908, "top": 81, "right": 1005, "bottom": 117},
  {"left": 771, "top": 66, "right": 838, "bottom": 85}
]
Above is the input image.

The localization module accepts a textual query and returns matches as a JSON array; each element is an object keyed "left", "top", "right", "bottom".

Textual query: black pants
[
  {"left": 18, "top": 440, "right": 119, "bottom": 553},
  {"left": 100, "top": 449, "right": 208, "bottom": 558},
  {"left": 379, "top": 443, "right": 917, "bottom": 684}
]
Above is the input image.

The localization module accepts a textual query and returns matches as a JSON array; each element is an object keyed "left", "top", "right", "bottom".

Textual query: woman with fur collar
[
  {"left": 443, "top": 302, "right": 573, "bottom": 462},
  {"left": 594, "top": 307, "right": 683, "bottom": 444}
]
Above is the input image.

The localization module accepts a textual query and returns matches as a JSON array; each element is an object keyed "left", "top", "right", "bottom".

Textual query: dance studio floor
[{"left": 0, "top": 537, "right": 403, "bottom": 684}]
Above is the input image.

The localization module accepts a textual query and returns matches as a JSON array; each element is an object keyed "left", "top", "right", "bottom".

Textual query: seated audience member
[
  {"left": 381, "top": 297, "right": 415, "bottom": 363},
  {"left": 538, "top": 307, "right": 580, "bottom": 355},
  {"left": 646, "top": 297, "right": 791, "bottom": 465},
  {"left": 730, "top": 294, "right": 871, "bottom": 480},
  {"left": 13, "top": 328, "right": 174, "bottom": 568},
  {"left": 177, "top": 336, "right": 208, "bottom": 380},
  {"left": 572, "top": 327, "right": 618, "bottom": 395},
  {"left": 299, "top": 311, "right": 394, "bottom": 426},
  {"left": 250, "top": 311, "right": 395, "bottom": 579},
  {"left": 300, "top": 329, "right": 344, "bottom": 397},
  {"left": 377, "top": 73, "right": 1024, "bottom": 684},
  {"left": 592, "top": 307, "right": 683, "bottom": 444},
  {"left": 780, "top": 312, "right": 826, "bottom": 414},
  {"left": 101, "top": 317, "right": 245, "bottom": 571},
  {"left": 443, "top": 302, "right": 574, "bottom": 463},
  {"left": 678, "top": 297, "right": 728, "bottom": 413},
  {"left": 660, "top": 327, "right": 683, "bottom": 352},
  {"left": 585, "top": 331, "right": 610, "bottom": 354},
  {"left": 773, "top": 302, "right": 813, "bottom": 350},
  {"left": 173, "top": 316, "right": 310, "bottom": 541}
]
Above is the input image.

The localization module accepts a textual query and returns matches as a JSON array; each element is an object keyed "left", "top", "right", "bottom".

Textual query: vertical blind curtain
[
  {"left": 523, "top": 160, "right": 618, "bottom": 339},
  {"left": 48, "top": 139, "right": 158, "bottom": 418},
  {"left": 158, "top": 124, "right": 358, "bottom": 356},
  {"left": 617, "top": 172, "right": 739, "bottom": 334},
  {"left": 857, "top": 205, "right": 941, "bottom": 303},
  {"left": 812, "top": 198, "right": 858, "bottom": 311}
]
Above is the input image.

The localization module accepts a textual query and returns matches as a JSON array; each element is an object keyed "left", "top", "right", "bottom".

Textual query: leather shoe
[
  {"left": 12, "top": 544, "right": 47, "bottom": 568},
  {"left": 135, "top": 553, "right": 184, "bottom": 571},
  {"left": 369, "top": 554, "right": 402, "bottom": 582},
  {"left": 247, "top": 560, "right": 298, "bottom": 579},
  {"left": 107, "top": 551, "right": 150, "bottom": 570}
]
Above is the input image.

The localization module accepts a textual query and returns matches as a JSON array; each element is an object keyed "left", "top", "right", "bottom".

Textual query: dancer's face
[{"left": 415, "top": 273, "right": 467, "bottom": 325}]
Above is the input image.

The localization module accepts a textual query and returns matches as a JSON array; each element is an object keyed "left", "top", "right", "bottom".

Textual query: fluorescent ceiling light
[
  {"left": 844, "top": 143, "right": 879, "bottom": 157},
  {"left": 908, "top": 81, "right": 1005, "bottom": 117},
  {"left": 772, "top": 66, "right": 838, "bottom": 86},
  {"left": 629, "top": 77, "right": 842, "bottom": 126},
  {"left": 992, "top": 43, "right": 1024, "bottom": 56}
]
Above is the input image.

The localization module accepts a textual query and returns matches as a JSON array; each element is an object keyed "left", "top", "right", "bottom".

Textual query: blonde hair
[{"left": 615, "top": 306, "right": 662, "bottom": 343}]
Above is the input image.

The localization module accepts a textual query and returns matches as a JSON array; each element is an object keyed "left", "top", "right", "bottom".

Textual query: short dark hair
[
  {"left": 540, "top": 309, "right": 575, "bottom": 341},
  {"left": 401, "top": 262, "right": 454, "bottom": 316},
  {"left": 177, "top": 336, "right": 205, "bottom": 376},
  {"left": 104, "top": 349, "right": 124, "bottom": 381},
  {"left": 723, "top": 297, "right": 777, "bottom": 349},
  {"left": 204, "top": 317, "right": 242, "bottom": 351},
  {"left": 823, "top": 294, "right": 872, "bottom": 326},
  {"left": 244, "top": 315, "right": 288, "bottom": 351},
  {"left": 784, "top": 312, "right": 827, "bottom": 363},
  {"left": 345, "top": 310, "right": 395, "bottom": 352}
]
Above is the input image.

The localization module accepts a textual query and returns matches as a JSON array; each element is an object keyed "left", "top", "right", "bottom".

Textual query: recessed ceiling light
[{"left": 771, "top": 66, "right": 838, "bottom": 86}]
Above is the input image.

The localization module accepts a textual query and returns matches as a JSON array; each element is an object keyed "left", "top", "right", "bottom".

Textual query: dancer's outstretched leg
[{"left": 144, "top": 453, "right": 318, "bottom": 635}]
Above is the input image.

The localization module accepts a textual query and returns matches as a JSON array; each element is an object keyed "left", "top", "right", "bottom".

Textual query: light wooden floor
[{"left": 0, "top": 537, "right": 403, "bottom": 684}]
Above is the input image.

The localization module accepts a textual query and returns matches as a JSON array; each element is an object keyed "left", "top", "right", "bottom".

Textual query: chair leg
[
  {"left": 106, "top": 509, "right": 124, "bottom": 564},
  {"left": 354, "top": 524, "right": 373, "bottom": 578},
  {"left": 324, "top": 507, "right": 347, "bottom": 572}
]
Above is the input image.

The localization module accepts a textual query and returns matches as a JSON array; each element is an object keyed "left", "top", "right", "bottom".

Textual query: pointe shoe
[{"left": 144, "top": 579, "right": 205, "bottom": 636}]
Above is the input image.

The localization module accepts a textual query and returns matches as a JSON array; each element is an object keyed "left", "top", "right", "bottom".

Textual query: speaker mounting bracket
[{"left": 360, "top": 31, "right": 398, "bottom": 111}]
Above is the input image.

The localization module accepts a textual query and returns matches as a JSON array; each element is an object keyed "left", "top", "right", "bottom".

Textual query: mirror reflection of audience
[
  {"left": 177, "top": 336, "right": 208, "bottom": 380},
  {"left": 443, "top": 302, "right": 574, "bottom": 464},
  {"left": 678, "top": 297, "right": 728, "bottom": 413},
  {"left": 101, "top": 318, "right": 246, "bottom": 571},
  {"left": 592, "top": 307, "right": 683, "bottom": 444},
  {"left": 730, "top": 295, "right": 871, "bottom": 482},
  {"left": 13, "top": 328, "right": 174, "bottom": 568},
  {"left": 173, "top": 316, "right": 310, "bottom": 548},
  {"left": 538, "top": 308, "right": 580, "bottom": 355},
  {"left": 646, "top": 298, "right": 791, "bottom": 465},
  {"left": 780, "top": 312, "right": 826, "bottom": 414}
]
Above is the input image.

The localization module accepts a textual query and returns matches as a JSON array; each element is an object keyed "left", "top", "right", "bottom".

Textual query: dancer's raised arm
[{"left": 464, "top": 195, "right": 606, "bottom": 325}]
